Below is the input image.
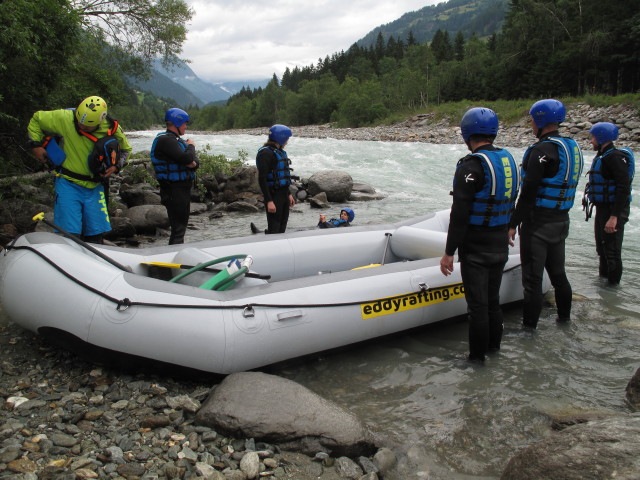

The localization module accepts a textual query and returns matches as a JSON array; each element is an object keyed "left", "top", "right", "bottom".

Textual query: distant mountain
[
  {"left": 130, "top": 59, "right": 269, "bottom": 107},
  {"left": 357, "top": 0, "right": 508, "bottom": 47},
  {"left": 130, "top": 68, "right": 204, "bottom": 107}
]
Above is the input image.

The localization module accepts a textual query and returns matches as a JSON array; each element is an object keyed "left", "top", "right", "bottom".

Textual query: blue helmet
[
  {"left": 165, "top": 108, "right": 190, "bottom": 127},
  {"left": 529, "top": 99, "right": 566, "bottom": 128},
  {"left": 460, "top": 107, "right": 499, "bottom": 142},
  {"left": 341, "top": 207, "right": 355, "bottom": 222},
  {"left": 590, "top": 122, "right": 618, "bottom": 145},
  {"left": 268, "top": 124, "right": 292, "bottom": 146}
]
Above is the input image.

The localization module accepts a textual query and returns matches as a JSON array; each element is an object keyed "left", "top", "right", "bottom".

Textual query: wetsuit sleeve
[
  {"left": 445, "top": 158, "right": 484, "bottom": 256},
  {"left": 114, "top": 124, "right": 132, "bottom": 168},
  {"left": 257, "top": 149, "right": 275, "bottom": 203},
  {"left": 154, "top": 134, "right": 196, "bottom": 165},
  {"left": 509, "top": 144, "right": 550, "bottom": 228},
  {"left": 604, "top": 151, "right": 632, "bottom": 217}
]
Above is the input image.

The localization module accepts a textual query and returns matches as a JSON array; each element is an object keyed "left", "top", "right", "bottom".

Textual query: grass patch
[{"left": 380, "top": 94, "right": 640, "bottom": 127}]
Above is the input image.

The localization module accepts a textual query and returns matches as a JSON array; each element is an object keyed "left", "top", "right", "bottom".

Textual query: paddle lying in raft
[{"left": 141, "top": 261, "right": 271, "bottom": 280}]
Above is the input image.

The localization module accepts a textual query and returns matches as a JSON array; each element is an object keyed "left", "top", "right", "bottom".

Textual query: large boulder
[
  {"left": 307, "top": 170, "right": 353, "bottom": 203},
  {"left": 501, "top": 414, "right": 640, "bottom": 480},
  {"left": 225, "top": 166, "right": 261, "bottom": 195},
  {"left": 123, "top": 205, "right": 168, "bottom": 233},
  {"left": 119, "top": 183, "right": 161, "bottom": 207},
  {"left": 105, "top": 216, "right": 136, "bottom": 239},
  {"left": 194, "top": 372, "right": 376, "bottom": 457}
]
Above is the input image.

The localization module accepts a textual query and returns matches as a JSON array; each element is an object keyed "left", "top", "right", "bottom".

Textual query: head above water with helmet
[
  {"left": 460, "top": 107, "right": 499, "bottom": 144},
  {"left": 589, "top": 122, "right": 618, "bottom": 147},
  {"left": 165, "top": 108, "right": 190, "bottom": 128},
  {"left": 268, "top": 124, "right": 292, "bottom": 146},
  {"left": 341, "top": 207, "right": 355, "bottom": 223},
  {"left": 76, "top": 96, "right": 108, "bottom": 127}
]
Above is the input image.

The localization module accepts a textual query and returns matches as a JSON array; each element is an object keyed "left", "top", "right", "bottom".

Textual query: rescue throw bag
[{"left": 42, "top": 136, "right": 66, "bottom": 166}]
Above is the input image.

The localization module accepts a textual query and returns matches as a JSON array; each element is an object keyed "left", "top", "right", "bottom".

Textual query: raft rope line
[{"left": 6, "top": 244, "right": 521, "bottom": 313}]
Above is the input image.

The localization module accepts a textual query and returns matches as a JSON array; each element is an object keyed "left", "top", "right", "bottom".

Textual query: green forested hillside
[
  {"left": 189, "top": 0, "right": 640, "bottom": 131},
  {"left": 357, "top": 0, "right": 507, "bottom": 46}
]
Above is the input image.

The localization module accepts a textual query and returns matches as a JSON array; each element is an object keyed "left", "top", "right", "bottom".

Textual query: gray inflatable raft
[{"left": 0, "top": 210, "right": 539, "bottom": 373}]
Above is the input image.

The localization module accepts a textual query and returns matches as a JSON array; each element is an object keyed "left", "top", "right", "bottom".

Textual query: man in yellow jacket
[{"left": 27, "top": 96, "right": 132, "bottom": 243}]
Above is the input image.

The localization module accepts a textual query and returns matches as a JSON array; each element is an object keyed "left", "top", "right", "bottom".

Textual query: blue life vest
[
  {"left": 457, "top": 149, "right": 520, "bottom": 227},
  {"left": 587, "top": 147, "right": 635, "bottom": 204},
  {"left": 320, "top": 218, "right": 349, "bottom": 228},
  {"left": 257, "top": 146, "right": 292, "bottom": 188},
  {"left": 151, "top": 132, "right": 195, "bottom": 182},
  {"left": 523, "top": 137, "right": 584, "bottom": 210}
]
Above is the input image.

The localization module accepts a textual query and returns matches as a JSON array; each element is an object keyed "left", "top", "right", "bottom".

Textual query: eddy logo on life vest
[{"left": 361, "top": 283, "right": 465, "bottom": 320}]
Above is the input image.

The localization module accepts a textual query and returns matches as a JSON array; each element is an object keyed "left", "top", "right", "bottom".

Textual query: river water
[{"left": 7, "top": 132, "right": 640, "bottom": 479}]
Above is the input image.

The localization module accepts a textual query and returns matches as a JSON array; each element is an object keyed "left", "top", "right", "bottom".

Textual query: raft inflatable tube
[{"left": 0, "top": 209, "right": 548, "bottom": 374}]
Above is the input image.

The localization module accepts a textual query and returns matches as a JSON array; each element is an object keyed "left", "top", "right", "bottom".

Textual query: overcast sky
[{"left": 181, "top": 0, "right": 440, "bottom": 83}]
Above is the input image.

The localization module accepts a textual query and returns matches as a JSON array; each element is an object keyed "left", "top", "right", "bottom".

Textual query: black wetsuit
[
  {"left": 256, "top": 146, "right": 292, "bottom": 234},
  {"left": 509, "top": 131, "right": 576, "bottom": 327},
  {"left": 590, "top": 143, "right": 632, "bottom": 284},
  {"left": 151, "top": 132, "right": 198, "bottom": 244},
  {"left": 446, "top": 145, "right": 512, "bottom": 361}
]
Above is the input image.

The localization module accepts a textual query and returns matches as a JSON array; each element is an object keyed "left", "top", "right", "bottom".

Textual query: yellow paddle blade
[
  {"left": 352, "top": 263, "right": 382, "bottom": 270},
  {"left": 141, "top": 262, "right": 182, "bottom": 268}
]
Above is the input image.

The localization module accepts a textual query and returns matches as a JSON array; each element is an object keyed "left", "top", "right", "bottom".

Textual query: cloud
[{"left": 181, "top": 0, "right": 437, "bottom": 82}]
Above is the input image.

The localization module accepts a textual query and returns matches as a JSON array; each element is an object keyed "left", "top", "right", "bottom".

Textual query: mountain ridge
[{"left": 357, "top": 0, "right": 507, "bottom": 46}]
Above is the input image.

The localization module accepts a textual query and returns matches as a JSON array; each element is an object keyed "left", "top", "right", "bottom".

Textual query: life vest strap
[{"left": 56, "top": 166, "right": 100, "bottom": 183}]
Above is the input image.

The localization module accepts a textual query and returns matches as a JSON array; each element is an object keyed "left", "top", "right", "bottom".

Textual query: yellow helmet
[{"left": 76, "top": 96, "right": 108, "bottom": 126}]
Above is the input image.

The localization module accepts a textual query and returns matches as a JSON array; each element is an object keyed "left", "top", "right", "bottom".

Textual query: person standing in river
[
  {"left": 256, "top": 124, "right": 296, "bottom": 234},
  {"left": 508, "top": 99, "right": 584, "bottom": 328},
  {"left": 151, "top": 107, "right": 199, "bottom": 245},
  {"left": 440, "top": 107, "right": 520, "bottom": 362},
  {"left": 583, "top": 122, "right": 634, "bottom": 285}
]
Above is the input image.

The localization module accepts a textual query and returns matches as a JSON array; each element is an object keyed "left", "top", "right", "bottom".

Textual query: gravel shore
[
  {"left": 206, "top": 103, "right": 640, "bottom": 152},
  {"left": 1, "top": 316, "right": 381, "bottom": 479}
]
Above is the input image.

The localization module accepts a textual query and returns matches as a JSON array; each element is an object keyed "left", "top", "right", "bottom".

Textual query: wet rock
[
  {"left": 227, "top": 201, "right": 260, "bottom": 212},
  {"left": 308, "top": 191, "right": 330, "bottom": 209},
  {"left": 626, "top": 366, "right": 640, "bottom": 409},
  {"left": 8, "top": 457, "right": 38, "bottom": 473},
  {"left": 166, "top": 394, "right": 201, "bottom": 413},
  {"left": 225, "top": 166, "right": 262, "bottom": 195},
  {"left": 239, "top": 451, "right": 260, "bottom": 479},
  {"left": 190, "top": 202, "right": 209, "bottom": 215},
  {"left": 195, "top": 372, "right": 376, "bottom": 457},
  {"left": 307, "top": 170, "right": 354, "bottom": 203},
  {"left": 119, "top": 183, "right": 161, "bottom": 207},
  {"left": 106, "top": 216, "right": 136, "bottom": 239},
  {"left": 501, "top": 414, "right": 640, "bottom": 480},
  {"left": 0, "top": 445, "right": 21, "bottom": 463},
  {"left": 124, "top": 204, "right": 169, "bottom": 233},
  {"left": 372, "top": 447, "right": 397, "bottom": 475},
  {"left": 335, "top": 456, "right": 363, "bottom": 478}
]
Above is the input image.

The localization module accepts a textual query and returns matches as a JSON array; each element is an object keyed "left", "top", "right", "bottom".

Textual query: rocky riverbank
[{"left": 206, "top": 103, "right": 640, "bottom": 151}]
